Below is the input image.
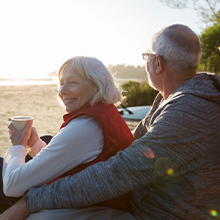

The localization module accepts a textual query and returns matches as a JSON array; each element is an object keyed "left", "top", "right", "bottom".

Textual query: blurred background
[{"left": 1, "top": 0, "right": 219, "bottom": 82}]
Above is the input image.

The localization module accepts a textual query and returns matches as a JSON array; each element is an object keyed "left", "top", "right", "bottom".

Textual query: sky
[{"left": 0, "top": 0, "right": 206, "bottom": 79}]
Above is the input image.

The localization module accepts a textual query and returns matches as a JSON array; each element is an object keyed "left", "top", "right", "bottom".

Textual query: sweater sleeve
[
  {"left": 3, "top": 115, "right": 103, "bottom": 197},
  {"left": 24, "top": 98, "right": 210, "bottom": 212},
  {"left": 26, "top": 139, "right": 47, "bottom": 157}
]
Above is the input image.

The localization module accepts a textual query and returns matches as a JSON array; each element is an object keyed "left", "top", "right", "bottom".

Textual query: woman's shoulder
[
  {"left": 68, "top": 114, "right": 97, "bottom": 124},
  {"left": 65, "top": 115, "right": 102, "bottom": 134}
]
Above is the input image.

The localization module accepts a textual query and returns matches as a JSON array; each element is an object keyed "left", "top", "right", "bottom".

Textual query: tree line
[{"left": 108, "top": 64, "right": 147, "bottom": 80}]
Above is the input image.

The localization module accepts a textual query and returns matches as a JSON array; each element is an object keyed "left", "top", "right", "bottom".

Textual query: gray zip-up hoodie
[{"left": 25, "top": 73, "right": 220, "bottom": 220}]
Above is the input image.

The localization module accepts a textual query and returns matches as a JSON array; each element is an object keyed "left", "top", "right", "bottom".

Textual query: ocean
[
  {"left": 0, "top": 79, "right": 57, "bottom": 86},
  {"left": 0, "top": 78, "right": 144, "bottom": 86}
]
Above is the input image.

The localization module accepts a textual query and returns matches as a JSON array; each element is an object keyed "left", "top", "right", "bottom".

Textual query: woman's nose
[{"left": 59, "top": 84, "right": 69, "bottom": 95}]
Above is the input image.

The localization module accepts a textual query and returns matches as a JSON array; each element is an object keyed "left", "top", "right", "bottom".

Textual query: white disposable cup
[{"left": 11, "top": 116, "right": 34, "bottom": 139}]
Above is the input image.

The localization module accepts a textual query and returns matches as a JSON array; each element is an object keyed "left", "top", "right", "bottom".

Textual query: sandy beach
[{"left": 0, "top": 83, "right": 139, "bottom": 156}]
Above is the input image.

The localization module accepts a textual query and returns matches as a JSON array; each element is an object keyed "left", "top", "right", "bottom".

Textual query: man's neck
[{"left": 160, "top": 68, "right": 196, "bottom": 100}]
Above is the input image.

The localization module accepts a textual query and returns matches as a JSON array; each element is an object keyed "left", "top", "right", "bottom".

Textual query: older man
[{"left": 1, "top": 24, "right": 220, "bottom": 220}]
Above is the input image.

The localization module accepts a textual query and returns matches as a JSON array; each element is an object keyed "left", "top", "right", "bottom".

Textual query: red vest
[{"left": 48, "top": 102, "right": 134, "bottom": 211}]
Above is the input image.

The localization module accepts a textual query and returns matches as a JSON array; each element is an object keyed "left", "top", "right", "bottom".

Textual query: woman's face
[{"left": 58, "top": 64, "right": 98, "bottom": 113}]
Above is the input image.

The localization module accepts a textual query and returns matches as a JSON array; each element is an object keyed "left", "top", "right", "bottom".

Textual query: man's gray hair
[
  {"left": 58, "top": 56, "right": 122, "bottom": 106},
  {"left": 151, "top": 24, "right": 202, "bottom": 70}
]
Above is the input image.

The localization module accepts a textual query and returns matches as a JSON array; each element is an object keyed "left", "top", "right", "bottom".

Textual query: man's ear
[{"left": 155, "top": 55, "right": 164, "bottom": 74}]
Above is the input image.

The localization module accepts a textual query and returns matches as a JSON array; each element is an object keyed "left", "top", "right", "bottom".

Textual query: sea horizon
[
  {"left": 0, "top": 78, "right": 57, "bottom": 86},
  {"left": 0, "top": 77, "right": 145, "bottom": 86}
]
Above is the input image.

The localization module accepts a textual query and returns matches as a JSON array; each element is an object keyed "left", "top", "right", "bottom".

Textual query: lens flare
[
  {"left": 154, "top": 157, "right": 174, "bottom": 176},
  {"left": 189, "top": 186, "right": 220, "bottom": 219},
  {"left": 144, "top": 148, "right": 155, "bottom": 159},
  {"left": 166, "top": 168, "right": 174, "bottom": 176},
  {"left": 210, "top": 209, "right": 218, "bottom": 217}
]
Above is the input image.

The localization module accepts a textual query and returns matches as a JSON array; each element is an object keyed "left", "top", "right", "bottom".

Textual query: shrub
[{"left": 120, "top": 81, "right": 158, "bottom": 107}]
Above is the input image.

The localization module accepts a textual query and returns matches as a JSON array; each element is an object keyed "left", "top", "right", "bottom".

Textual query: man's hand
[
  {"left": 0, "top": 199, "right": 30, "bottom": 220},
  {"left": 8, "top": 121, "right": 33, "bottom": 148}
]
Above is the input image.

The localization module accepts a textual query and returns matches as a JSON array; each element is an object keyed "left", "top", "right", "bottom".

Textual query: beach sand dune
[{"left": 0, "top": 84, "right": 139, "bottom": 156}]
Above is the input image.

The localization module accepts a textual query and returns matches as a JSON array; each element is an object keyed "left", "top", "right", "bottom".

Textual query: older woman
[{"left": 1, "top": 56, "right": 134, "bottom": 217}]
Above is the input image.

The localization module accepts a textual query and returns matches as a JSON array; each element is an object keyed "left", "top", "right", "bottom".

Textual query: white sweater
[{"left": 3, "top": 115, "right": 103, "bottom": 197}]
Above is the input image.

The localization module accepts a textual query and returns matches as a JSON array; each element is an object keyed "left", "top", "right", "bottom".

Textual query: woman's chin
[{"left": 65, "top": 106, "right": 77, "bottom": 113}]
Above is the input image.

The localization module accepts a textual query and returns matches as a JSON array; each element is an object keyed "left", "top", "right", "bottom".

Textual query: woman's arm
[
  {"left": 26, "top": 138, "right": 47, "bottom": 157},
  {"left": 3, "top": 115, "right": 103, "bottom": 197}
]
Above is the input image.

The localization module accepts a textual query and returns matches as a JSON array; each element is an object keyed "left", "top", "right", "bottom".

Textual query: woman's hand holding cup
[{"left": 9, "top": 116, "right": 34, "bottom": 148}]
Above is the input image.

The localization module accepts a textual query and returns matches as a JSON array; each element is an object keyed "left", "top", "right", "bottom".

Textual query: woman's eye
[{"left": 69, "top": 81, "right": 77, "bottom": 84}]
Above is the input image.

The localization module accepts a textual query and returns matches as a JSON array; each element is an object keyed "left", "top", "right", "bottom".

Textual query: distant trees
[
  {"left": 47, "top": 71, "right": 58, "bottom": 79},
  {"left": 108, "top": 64, "right": 146, "bottom": 80},
  {"left": 119, "top": 81, "right": 158, "bottom": 107},
  {"left": 107, "top": 64, "right": 157, "bottom": 106},
  {"left": 199, "top": 22, "right": 220, "bottom": 75}
]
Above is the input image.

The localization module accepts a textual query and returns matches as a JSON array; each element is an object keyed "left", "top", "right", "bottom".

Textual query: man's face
[{"left": 145, "top": 50, "right": 157, "bottom": 90}]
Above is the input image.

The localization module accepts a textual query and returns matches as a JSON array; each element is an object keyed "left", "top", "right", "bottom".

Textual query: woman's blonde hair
[{"left": 58, "top": 56, "right": 122, "bottom": 105}]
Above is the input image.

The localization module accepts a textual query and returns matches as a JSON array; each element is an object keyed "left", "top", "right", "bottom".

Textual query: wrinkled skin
[
  {"left": 8, "top": 121, "right": 39, "bottom": 148},
  {"left": 0, "top": 199, "right": 30, "bottom": 220}
]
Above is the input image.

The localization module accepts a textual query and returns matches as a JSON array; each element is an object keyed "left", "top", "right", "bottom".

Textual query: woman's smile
[{"left": 63, "top": 98, "right": 77, "bottom": 105}]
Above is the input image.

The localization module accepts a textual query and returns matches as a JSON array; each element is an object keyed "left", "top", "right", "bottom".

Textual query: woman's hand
[
  {"left": 8, "top": 121, "right": 33, "bottom": 148},
  {"left": 0, "top": 198, "right": 30, "bottom": 220},
  {"left": 27, "top": 127, "right": 39, "bottom": 148},
  {"left": 26, "top": 127, "right": 42, "bottom": 157}
]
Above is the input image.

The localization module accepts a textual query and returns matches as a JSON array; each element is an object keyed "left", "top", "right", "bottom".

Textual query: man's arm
[{"left": 24, "top": 99, "right": 209, "bottom": 213}]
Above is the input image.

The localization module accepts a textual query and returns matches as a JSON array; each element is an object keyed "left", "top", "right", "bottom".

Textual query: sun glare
[{"left": 0, "top": 0, "right": 202, "bottom": 81}]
